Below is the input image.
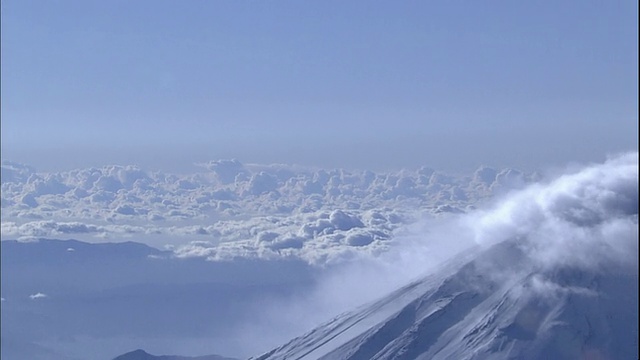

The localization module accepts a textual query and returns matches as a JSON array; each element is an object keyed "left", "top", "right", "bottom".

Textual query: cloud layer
[{"left": 1, "top": 159, "right": 539, "bottom": 265}]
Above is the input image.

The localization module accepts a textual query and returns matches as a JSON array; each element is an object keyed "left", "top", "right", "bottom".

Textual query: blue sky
[{"left": 1, "top": 0, "right": 637, "bottom": 172}]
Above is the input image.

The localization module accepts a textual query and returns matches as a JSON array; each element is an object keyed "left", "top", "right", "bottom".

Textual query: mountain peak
[
  {"left": 113, "top": 349, "right": 154, "bottom": 360},
  {"left": 112, "top": 348, "right": 238, "bottom": 360}
]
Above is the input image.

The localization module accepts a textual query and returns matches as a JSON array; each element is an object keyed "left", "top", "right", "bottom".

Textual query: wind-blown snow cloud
[
  {"left": 469, "top": 151, "right": 638, "bottom": 271},
  {"left": 379, "top": 151, "right": 638, "bottom": 280}
]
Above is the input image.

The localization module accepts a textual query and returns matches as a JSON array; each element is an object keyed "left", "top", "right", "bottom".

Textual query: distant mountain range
[{"left": 113, "top": 349, "right": 237, "bottom": 360}]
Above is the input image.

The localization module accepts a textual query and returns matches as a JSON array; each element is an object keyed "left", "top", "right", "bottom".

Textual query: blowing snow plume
[{"left": 253, "top": 152, "right": 639, "bottom": 360}]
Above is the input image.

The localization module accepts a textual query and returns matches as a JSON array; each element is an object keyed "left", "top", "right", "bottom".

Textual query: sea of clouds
[{"left": 1, "top": 158, "right": 538, "bottom": 266}]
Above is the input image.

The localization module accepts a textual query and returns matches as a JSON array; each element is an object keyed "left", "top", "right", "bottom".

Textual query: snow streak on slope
[{"left": 253, "top": 152, "right": 639, "bottom": 360}]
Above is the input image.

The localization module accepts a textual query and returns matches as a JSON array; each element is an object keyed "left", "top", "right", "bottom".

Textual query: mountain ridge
[
  {"left": 253, "top": 238, "right": 638, "bottom": 360},
  {"left": 112, "top": 348, "right": 237, "bottom": 360}
]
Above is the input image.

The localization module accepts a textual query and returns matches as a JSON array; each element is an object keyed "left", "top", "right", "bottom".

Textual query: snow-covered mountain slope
[
  {"left": 253, "top": 153, "right": 639, "bottom": 360},
  {"left": 254, "top": 239, "right": 638, "bottom": 360}
]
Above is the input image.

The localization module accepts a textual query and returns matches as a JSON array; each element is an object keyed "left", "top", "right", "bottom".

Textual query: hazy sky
[{"left": 1, "top": 0, "right": 637, "bottom": 172}]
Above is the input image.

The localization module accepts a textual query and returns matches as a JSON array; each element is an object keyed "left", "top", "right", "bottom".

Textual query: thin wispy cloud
[{"left": 29, "top": 292, "right": 48, "bottom": 300}]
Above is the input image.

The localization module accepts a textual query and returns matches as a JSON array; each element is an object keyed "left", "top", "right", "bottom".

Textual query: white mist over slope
[{"left": 251, "top": 152, "right": 638, "bottom": 359}]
